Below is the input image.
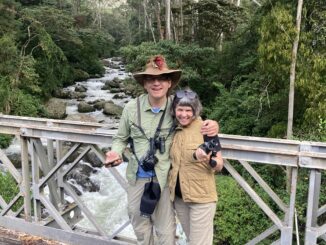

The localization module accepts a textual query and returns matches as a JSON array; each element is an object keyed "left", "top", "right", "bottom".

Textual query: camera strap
[
  {"left": 133, "top": 96, "right": 168, "bottom": 142},
  {"left": 129, "top": 97, "right": 169, "bottom": 167}
]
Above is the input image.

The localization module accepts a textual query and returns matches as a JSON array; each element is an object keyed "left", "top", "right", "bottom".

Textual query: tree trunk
[
  {"left": 143, "top": 2, "right": 156, "bottom": 43},
  {"left": 165, "top": 0, "right": 172, "bottom": 40},
  {"left": 92, "top": 0, "right": 102, "bottom": 29},
  {"left": 219, "top": 32, "right": 224, "bottom": 51},
  {"left": 180, "top": 0, "right": 183, "bottom": 42},
  {"left": 138, "top": 4, "right": 141, "bottom": 33},
  {"left": 156, "top": 2, "right": 164, "bottom": 40},
  {"left": 56, "top": 0, "right": 63, "bottom": 9},
  {"left": 286, "top": 0, "right": 303, "bottom": 191},
  {"left": 191, "top": 4, "right": 196, "bottom": 42},
  {"left": 72, "top": 0, "right": 81, "bottom": 15},
  {"left": 143, "top": 0, "right": 147, "bottom": 31},
  {"left": 171, "top": 10, "right": 178, "bottom": 42}
]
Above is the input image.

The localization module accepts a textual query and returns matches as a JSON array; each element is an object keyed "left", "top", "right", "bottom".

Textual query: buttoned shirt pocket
[{"left": 130, "top": 123, "right": 145, "bottom": 139}]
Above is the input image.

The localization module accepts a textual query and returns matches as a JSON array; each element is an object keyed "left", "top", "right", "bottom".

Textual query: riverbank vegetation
[
  {"left": 1, "top": 0, "right": 324, "bottom": 140},
  {"left": 0, "top": 0, "right": 325, "bottom": 243}
]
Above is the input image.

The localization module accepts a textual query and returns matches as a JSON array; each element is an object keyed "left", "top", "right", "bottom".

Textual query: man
[{"left": 105, "top": 55, "right": 218, "bottom": 244}]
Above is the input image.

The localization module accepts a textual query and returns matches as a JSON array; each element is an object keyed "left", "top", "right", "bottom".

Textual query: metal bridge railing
[{"left": 0, "top": 114, "right": 325, "bottom": 245}]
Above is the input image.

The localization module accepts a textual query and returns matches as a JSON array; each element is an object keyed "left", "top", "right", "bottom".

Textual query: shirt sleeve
[{"left": 111, "top": 106, "right": 130, "bottom": 157}]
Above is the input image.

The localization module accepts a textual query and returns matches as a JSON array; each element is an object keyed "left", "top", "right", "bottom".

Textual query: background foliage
[{"left": 0, "top": 0, "right": 325, "bottom": 243}]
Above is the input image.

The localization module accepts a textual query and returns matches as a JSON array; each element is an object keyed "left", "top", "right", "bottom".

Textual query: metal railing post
[{"left": 20, "top": 134, "right": 32, "bottom": 221}]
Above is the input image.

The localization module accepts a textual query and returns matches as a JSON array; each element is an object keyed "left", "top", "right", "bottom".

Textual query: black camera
[
  {"left": 199, "top": 136, "right": 221, "bottom": 168},
  {"left": 139, "top": 137, "right": 165, "bottom": 172},
  {"left": 140, "top": 152, "right": 158, "bottom": 172},
  {"left": 200, "top": 138, "right": 220, "bottom": 154}
]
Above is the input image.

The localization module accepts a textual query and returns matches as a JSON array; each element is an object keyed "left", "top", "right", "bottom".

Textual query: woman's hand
[
  {"left": 211, "top": 156, "right": 223, "bottom": 172},
  {"left": 194, "top": 148, "right": 210, "bottom": 163},
  {"left": 195, "top": 148, "right": 224, "bottom": 172}
]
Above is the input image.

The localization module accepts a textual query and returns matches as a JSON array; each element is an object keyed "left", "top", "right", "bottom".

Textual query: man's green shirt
[{"left": 111, "top": 94, "right": 174, "bottom": 189}]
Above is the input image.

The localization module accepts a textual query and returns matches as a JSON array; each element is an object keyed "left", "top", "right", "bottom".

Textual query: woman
[{"left": 169, "top": 88, "right": 223, "bottom": 245}]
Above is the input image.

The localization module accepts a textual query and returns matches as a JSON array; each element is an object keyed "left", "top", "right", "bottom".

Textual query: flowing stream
[{"left": 63, "top": 58, "right": 135, "bottom": 238}]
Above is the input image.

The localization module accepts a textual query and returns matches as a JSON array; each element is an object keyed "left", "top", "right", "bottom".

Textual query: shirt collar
[{"left": 143, "top": 94, "right": 169, "bottom": 112}]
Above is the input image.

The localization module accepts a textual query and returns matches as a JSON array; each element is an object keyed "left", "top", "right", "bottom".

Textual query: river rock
[
  {"left": 93, "top": 100, "right": 106, "bottom": 110},
  {"left": 75, "top": 85, "right": 87, "bottom": 93},
  {"left": 65, "top": 114, "right": 98, "bottom": 123},
  {"left": 71, "top": 92, "right": 87, "bottom": 100},
  {"left": 77, "top": 102, "right": 95, "bottom": 113},
  {"left": 111, "top": 57, "right": 123, "bottom": 62},
  {"left": 105, "top": 79, "right": 120, "bottom": 88},
  {"left": 101, "top": 59, "right": 111, "bottom": 67},
  {"left": 5, "top": 152, "right": 22, "bottom": 169},
  {"left": 103, "top": 103, "right": 123, "bottom": 116},
  {"left": 112, "top": 93, "right": 127, "bottom": 99},
  {"left": 66, "top": 167, "right": 100, "bottom": 194},
  {"left": 53, "top": 89, "right": 72, "bottom": 99},
  {"left": 45, "top": 98, "right": 67, "bottom": 119},
  {"left": 112, "top": 77, "right": 121, "bottom": 83},
  {"left": 110, "top": 63, "right": 120, "bottom": 69},
  {"left": 109, "top": 88, "right": 122, "bottom": 93},
  {"left": 84, "top": 152, "right": 103, "bottom": 168}
]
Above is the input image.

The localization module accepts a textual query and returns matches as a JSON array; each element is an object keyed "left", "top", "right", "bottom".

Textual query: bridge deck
[{"left": 0, "top": 227, "right": 67, "bottom": 245}]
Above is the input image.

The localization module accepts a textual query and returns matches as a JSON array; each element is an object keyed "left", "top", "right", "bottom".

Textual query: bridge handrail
[{"left": 0, "top": 115, "right": 325, "bottom": 245}]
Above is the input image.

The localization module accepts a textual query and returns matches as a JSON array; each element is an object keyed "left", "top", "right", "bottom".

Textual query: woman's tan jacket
[{"left": 168, "top": 118, "right": 217, "bottom": 203}]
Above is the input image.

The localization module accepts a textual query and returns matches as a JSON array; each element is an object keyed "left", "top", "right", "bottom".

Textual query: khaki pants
[
  {"left": 127, "top": 178, "right": 176, "bottom": 245},
  {"left": 174, "top": 197, "right": 216, "bottom": 245}
]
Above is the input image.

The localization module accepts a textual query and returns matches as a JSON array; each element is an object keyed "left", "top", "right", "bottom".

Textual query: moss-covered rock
[{"left": 45, "top": 98, "right": 67, "bottom": 119}]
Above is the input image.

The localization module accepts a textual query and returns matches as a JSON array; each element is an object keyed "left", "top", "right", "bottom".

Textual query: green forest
[{"left": 0, "top": 0, "right": 325, "bottom": 243}]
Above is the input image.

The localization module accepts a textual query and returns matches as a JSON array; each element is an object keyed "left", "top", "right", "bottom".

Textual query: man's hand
[
  {"left": 201, "top": 120, "right": 219, "bottom": 137},
  {"left": 105, "top": 151, "right": 122, "bottom": 167}
]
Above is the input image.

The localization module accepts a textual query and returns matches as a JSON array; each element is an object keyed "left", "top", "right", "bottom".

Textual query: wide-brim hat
[{"left": 133, "top": 55, "right": 182, "bottom": 89}]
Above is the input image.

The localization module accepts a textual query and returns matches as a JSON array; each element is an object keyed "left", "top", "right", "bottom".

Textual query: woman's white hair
[{"left": 171, "top": 88, "right": 202, "bottom": 118}]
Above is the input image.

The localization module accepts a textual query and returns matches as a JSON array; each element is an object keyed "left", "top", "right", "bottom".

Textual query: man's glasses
[
  {"left": 144, "top": 75, "right": 170, "bottom": 83},
  {"left": 176, "top": 90, "right": 197, "bottom": 99}
]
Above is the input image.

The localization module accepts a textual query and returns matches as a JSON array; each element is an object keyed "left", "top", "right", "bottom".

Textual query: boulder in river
[
  {"left": 66, "top": 164, "right": 100, "bottom": 195},
  {"left": 53, "top": 89, "right": 72, "bottom": 99},
  {"left": 45, "top": 98, "right": 67, "bottom": 119},
  {"left": 65, "top": 114, "right": 98, "bottom": 123},
  {"left": 112, "top": 93, "right": 127, "bottom": 99},
  {"left": 71, "top": 92, "right": 87, "bottom": 100},
  {"left": 77, "top": 102, "right": 95, "bottom": 113},
  {"left": 75, "top": 85, "right": 87, "bottom": 93},
  {"left": 93, "top": 100, "right": 106, "bottom": 110},
  {"left": 103, "top": 103, "right": 123, "bottom": 117}
]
